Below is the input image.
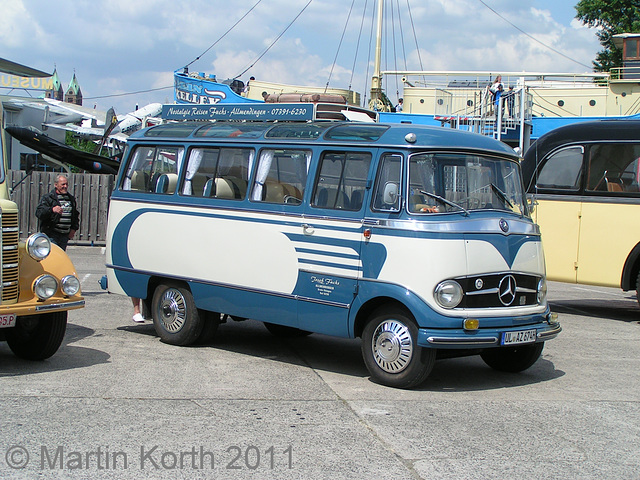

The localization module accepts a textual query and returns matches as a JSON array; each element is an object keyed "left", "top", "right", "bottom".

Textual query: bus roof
[{"left": 129, "top": 120, "right": 518, "bottom": 157}]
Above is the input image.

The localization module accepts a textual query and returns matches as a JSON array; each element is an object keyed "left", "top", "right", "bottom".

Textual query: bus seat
[
  {"left": 190, "top": 174, "right": 208, "bottom": 196},
  {"left": 263, "top": 181, "right": 286, "bottom": 203},
  {"left": 203, "top": 178, "right": 215, "bottom": 197},
  {"left": 214, "top": 178, "right": 236, "bottom": 199},
  {"left": 130, "top": 171, "right": 148, "bottom": 191},
  {"left": 350, "top": 190, "right": 364, "bottom": 210},
  {"left": 225, "top": 177, "right": 248, "bottom": 198},
  {"left": 155, "top": 173, "right": 178, "bottom": 194},
  {"left": 281, "top": 183, "right": 302, "bottom": 203},
  {"left": 606, "top": 178, "right": 623, "bottom": 192},
  {"left": 316, "top": 187, "right": 349, "bottom": 209}
]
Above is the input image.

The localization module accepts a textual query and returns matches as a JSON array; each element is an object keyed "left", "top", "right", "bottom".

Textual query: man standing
[{"left": 36, "top": 174, "right": 79, "bottom": 251}]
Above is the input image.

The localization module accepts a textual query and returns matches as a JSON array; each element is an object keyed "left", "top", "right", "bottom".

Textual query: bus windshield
[{"left": 408, "top": 152, "right": 527, "bottom": 216}]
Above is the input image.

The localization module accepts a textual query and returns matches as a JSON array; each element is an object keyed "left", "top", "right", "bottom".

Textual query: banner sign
[{"left": 162, "top": 103, "right": 315, "bottom": 122}]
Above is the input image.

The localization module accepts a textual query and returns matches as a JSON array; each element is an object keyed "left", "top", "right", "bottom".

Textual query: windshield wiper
[
  {"left": 489, "top": 183, "right": 514, "bottom": 209},
  {"left": 419, "top": 190, "right": 469, "bottom": 216}
]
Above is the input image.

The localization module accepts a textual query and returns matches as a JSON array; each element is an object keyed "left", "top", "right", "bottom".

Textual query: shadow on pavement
[
  {"left": 118, "top": 317, "right": 564, "bottom": 391},
  {"left": 550, "top": 298, "right": 640, "bottom": 323}
]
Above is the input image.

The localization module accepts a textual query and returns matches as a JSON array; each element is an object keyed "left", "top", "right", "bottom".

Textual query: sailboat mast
[{"left": 370, "top": 0, "right": 384, "bottom": 109}]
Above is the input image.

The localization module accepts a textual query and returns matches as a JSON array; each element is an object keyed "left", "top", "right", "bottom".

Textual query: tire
[
  {"left": 635, "top": 271, "right": 640, "bottom": 307},
  {"left": 361, "top": 307, "right": 436, "bottom": 389},
  {"left": 480, "top": 342, "right": 544, "bottom": 372},
  {"left": 5, "top": 312, "right": 67, "bottom": 360},
  {"left": 263, "top": 322, "right": 312, "bottom": 338},
  {"left": 151, "top": 282, "right": 204, "bottom": 346},
  {"left": 195, "top": 311, "right": 221, "bottom": 344}
]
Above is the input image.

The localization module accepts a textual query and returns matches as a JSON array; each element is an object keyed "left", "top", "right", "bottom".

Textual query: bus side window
[
  {"left": 122, "top": 146, "right": 183, "bottom": 193},
  {"left": 586, "top": 143, "right": 640, "bottom": 193},
  {"left": 372, "top": 154, "right": 402, "bottom": 211},
  {"left": 182, "top": 147, "right": 253, "bottom": 199},
  {"left": 251, "top": 149, "right": 310, "bottom": 205},
  {"left": 311, "top": 152, "right": 372, "bottom": 211},
  {"left": 535, "top": 146, "right": 583, "bottom": 191}
]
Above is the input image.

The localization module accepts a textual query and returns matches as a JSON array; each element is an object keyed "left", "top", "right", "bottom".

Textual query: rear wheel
[
  {"left": 361, "top": 307, "right": 435, "bottom": 389},
  {"left": 5, "top": 312, "right": 68, "bottom": 360},
  {"left": 151, "top": 282, "right": 203, "bottom": 346},
  {"left": 635, "top": 271, "right": 640, "bottom": 306},
  {"left": 480, "top": 342, "right": 544, "bottom": 372}
]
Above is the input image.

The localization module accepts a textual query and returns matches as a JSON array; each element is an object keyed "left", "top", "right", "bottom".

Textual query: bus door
[
  {"left": 576, "top": 143, "right": 640, "bottom": 287},
  {"left": 529, "top": 146, "right": 584, "bottom": 283},
  {"left": 296, "top": 149, "right": 373, "bottom": 336},
  {"left": 359, "top": 151, "right": 404, "bottom": 285}
]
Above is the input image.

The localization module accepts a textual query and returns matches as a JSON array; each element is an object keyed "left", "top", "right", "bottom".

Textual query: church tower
[
  {"left": 44, "top": 68, "right": 64, "bottom": 101},
  {"left": 64, "top": 72, "right": 83, "bottom": 105}
]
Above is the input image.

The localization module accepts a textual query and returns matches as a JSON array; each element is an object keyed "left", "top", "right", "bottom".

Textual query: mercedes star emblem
[{"left": 498, "top": 274, "right": 517, "bottom": 306}]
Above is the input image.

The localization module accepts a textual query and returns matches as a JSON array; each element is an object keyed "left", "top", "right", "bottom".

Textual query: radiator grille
[{"left": 2, "top": 212, "right": 20, "bottom": 303}]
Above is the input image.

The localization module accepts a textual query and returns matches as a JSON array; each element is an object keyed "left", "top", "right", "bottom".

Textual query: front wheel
[
  {"left": 5, "top": 312, "right": 68, "bottom": 360},
  {"left": 635, "top": 271, "right": 640, "bottom": 307},
  {"left": 361, "top": 307, "right": 435, "bottom": 389},
  {"left": 151, "top": 282, "right": 204, "bottom": 346},
  {"left": 480, "top": 342, "right": 544, "bottom": 372}
]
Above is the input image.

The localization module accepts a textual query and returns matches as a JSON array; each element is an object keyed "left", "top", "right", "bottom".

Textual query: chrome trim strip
[
  {"left": 370, "top": 217, "right": 540, "bottom": 235},
  {"left": 537, "top": 324, "right": 562, "bottom": 339},
  {"left": 35, "top": 300, "right": 85, "bottom": 311},
  {"left": 427, "top": 336, "right": 498, "bottom": 345}
]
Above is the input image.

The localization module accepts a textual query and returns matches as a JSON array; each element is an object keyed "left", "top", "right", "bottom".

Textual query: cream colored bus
[{"left": 522, "top": 120, "right": 640, "bottom": 304}]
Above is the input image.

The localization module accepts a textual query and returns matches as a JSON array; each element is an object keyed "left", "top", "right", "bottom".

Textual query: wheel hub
[
  {"left": 158, "top": 288, "right": 186, "bottom": 332},
  {"left": 372, "top": 320, "right": 413, "bottom": 373}
]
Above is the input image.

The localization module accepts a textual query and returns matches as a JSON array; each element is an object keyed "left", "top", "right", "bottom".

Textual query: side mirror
[{"left": 383, "top": 182, "right": 399, "bottom": 205}]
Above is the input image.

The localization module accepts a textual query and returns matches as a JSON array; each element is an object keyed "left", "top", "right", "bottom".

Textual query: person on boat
[
  {"left": 494, "top": 83, "right": 505, "bottom": 117},
  {"left": 395, "top": 98, "right": 403, "bottom": 112}
]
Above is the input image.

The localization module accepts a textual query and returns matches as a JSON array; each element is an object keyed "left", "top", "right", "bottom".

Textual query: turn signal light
[{"left": 463, "top": 318, "right": 479, "bottom": 330}]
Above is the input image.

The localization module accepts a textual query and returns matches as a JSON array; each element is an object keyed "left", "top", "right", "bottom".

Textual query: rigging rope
[
  {"left": 325, "top": 0, "right": 356, "bottom": 93},
  {"left": 406, "top": 0, "right": 425, "bottom": 85},
  {"left": 348, "top": 0, "right": 369, "bottom": 92},
  {"left": 183, "top": 0, "right": 262, "bottom": 71},
  {"left": 235, "top": 0, "right": 313, "bottom": 79},
  {"left": 477, "top": 0, "right": 591, "bottom": 70},
  {"left": 362, "top": 0, "right": 377, "bottom": 108}
]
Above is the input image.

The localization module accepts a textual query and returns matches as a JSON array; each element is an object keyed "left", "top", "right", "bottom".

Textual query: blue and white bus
[{"left": 105, "top": 104, "right": 560, "bottom": 388}]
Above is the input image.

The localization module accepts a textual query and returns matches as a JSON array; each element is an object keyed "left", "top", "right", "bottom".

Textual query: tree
[{"left": 575, "top": 0, "right": 640, "bottom": 72}]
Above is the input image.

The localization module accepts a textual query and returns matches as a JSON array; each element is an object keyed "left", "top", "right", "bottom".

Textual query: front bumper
[
  {"left": 418, "top": 317, "right": 562, "bottom": 349},
  {"left": 0, "top": 296, "right": 85, "bottom": 316}
]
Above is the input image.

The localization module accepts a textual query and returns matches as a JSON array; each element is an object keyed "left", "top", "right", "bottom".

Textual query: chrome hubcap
[
  {"left": 371, "top": 320, "right": 413, "bottom": 373},
  {"left": 158, "top": 288, "right": 186, "bottom": 332}
]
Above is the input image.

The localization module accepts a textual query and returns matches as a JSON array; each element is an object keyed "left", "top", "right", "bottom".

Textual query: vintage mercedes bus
[{"left": 105, "top": 104, "right": 560, "bottom": 388}]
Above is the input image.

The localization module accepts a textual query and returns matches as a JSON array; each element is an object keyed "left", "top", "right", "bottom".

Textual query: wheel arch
[
  {"left": 620, "top": 242, "right": 640, "bottom": 291},
  {"left": 352, "top": 296, "right": 415, "bottom": 338}
]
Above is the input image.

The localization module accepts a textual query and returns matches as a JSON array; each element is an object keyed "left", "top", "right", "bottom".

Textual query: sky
[{"left": 0, "top": 0, "right": 602, "bottom": 115}]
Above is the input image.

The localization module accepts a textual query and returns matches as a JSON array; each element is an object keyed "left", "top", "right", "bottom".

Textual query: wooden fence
[{"left": 7, "top": 170, "right": 114, "bottom": 246}]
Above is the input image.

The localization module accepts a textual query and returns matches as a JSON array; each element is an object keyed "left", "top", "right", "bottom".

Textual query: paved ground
[{"left": 0, "top": 246, "right": 638, "bottom": 479}]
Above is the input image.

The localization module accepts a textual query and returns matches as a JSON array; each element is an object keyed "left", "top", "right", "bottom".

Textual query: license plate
[
  {"left": 502, "top": 329, "right": 536, "bottom": 345},
  {"left": 0, "top": 313, "right": 16, "bottom": 329}
]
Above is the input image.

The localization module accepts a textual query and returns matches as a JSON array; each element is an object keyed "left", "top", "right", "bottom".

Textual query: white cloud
[{"left": 0, "top": 0, "right": 601, "bottom": 114}]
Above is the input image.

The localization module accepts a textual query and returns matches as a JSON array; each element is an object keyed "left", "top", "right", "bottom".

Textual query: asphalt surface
[{"left": 0, "top": 246, "right": 638, "bottom": 479}]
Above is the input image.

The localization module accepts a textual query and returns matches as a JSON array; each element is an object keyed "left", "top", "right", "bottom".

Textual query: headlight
[
  {"left": 434, "top": 280, "right": 463, "bottom": 309},
  {"left": 27, "top": 233, "right": 51, "bottom": 261},
  {"left": 34, "top": 275, "right": 58, "bottom": 300},
  {"left": 537, "top": 277, "right": 547, "bottom": 304},
  {"left": 61, "top": 275, "right": 81, "bottom": 296}
]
